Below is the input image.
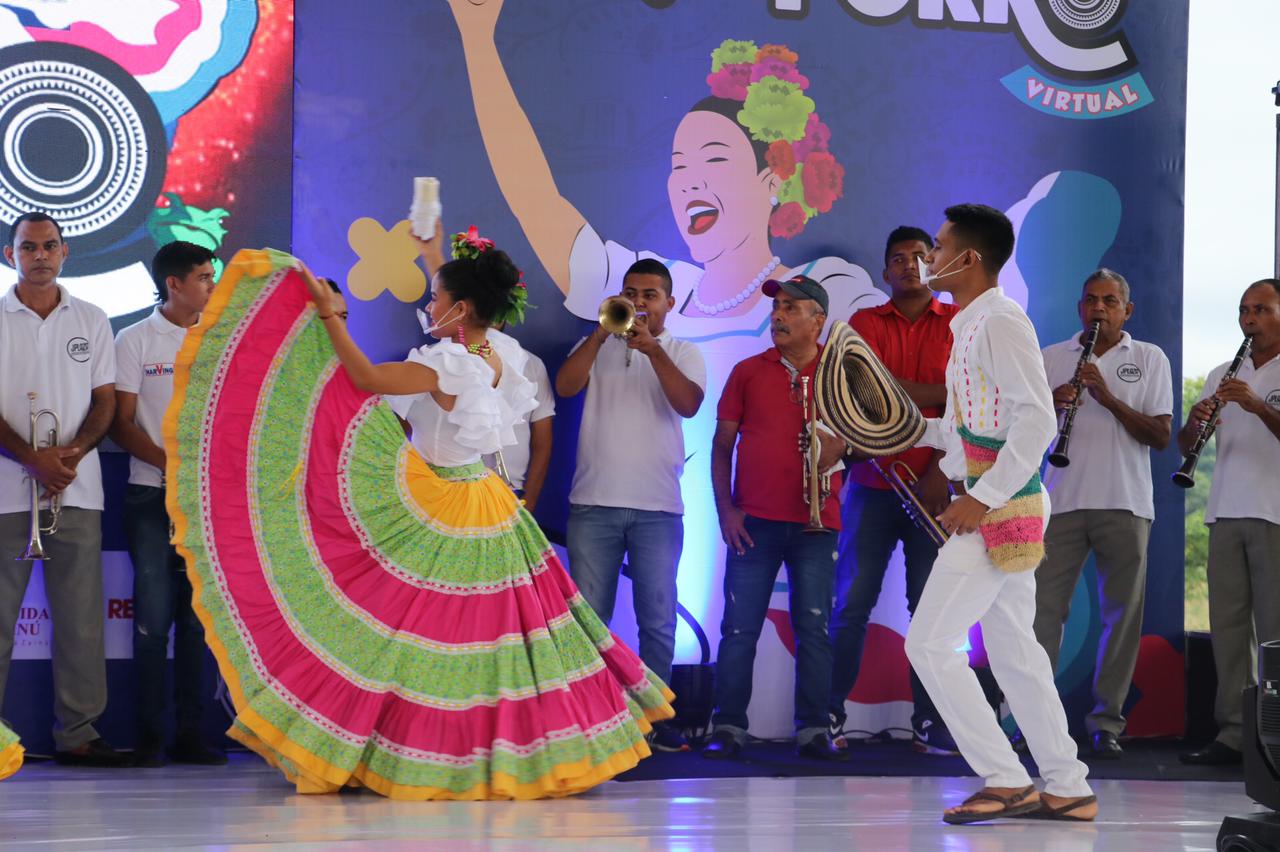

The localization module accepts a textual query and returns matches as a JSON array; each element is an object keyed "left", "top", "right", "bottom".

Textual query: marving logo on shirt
[
  {"left": 66, "top": 337, "right": 90, "bottom": 363},
  {"left": 1266, "top": 389, "right": 1280, "bottom": 410},
  {"left": 143, "top": 363, "right": 176, "bottom": 378},
  {"left": 1116, "top": 363, "right": 1142, "bottom": 383}
]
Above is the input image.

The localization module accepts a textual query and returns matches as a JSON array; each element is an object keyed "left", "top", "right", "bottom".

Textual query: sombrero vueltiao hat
[{"left": 815, "top": 320, "right": 925, "bottom": 456}]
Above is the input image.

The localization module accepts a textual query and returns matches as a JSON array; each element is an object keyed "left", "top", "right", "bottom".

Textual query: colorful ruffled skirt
[
  {"left": 163, "top": 249, "right": 674, "bottom": 799},
  {"left": 0, "top": 720, "right": 21, "bottom": 780}
]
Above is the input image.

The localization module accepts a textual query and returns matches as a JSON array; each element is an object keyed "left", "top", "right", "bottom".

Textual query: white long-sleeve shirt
[{"left": 920, "top": 287, "right": 1057, "bottom": 510}]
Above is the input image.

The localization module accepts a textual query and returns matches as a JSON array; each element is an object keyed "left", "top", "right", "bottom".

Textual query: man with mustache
[
  {"left": 0, "top": 212, "right": 129, "bottom": 767},
  {"left": 1034, "top": 269, "right": 1172, "bottom": 760},
  {"left": 704, "top": 275, "right": 849, "bottom": 761},
  {"left": 1179, "top": 279, "right": 1280, "bottom": 766},
  {"left": 827, "top": 226, "right": 960, "bottom": 756},
  {"left": 556, "top": 258, "right": 706, "bottom": 753}
]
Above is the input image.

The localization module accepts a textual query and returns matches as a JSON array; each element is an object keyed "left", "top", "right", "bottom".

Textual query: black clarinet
[
  {"left": 1047, "top": 320, "right": 1102, "bottom": 468},
  {"left": 1172, "top": 335, "right": 1254, "bottom": 489}
]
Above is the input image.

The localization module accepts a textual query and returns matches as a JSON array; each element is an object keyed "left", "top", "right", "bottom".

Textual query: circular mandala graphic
[
  {"left": 0, "top": 43, "right": 166, "bottom": 254},
  {"left": 1046, "top": 0, "right": 1124, "bottom": 32}
]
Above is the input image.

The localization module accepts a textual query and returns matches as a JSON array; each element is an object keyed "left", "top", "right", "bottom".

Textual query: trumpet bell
[{"left": 598, "top": 296, "right": 638, "bottom": 335}]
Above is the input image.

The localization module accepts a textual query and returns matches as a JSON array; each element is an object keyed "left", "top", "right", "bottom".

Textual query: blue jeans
[
  {"left": 566, "top": 505, "right": 682, "bottom": 683},
  {"left": 712, "top": 515, "right": 837, "bottom": 740},
  {"left": 123, "top": 485, "right": 206, "bottom": 748},
  {"left": 829, "top": 484, "right": 940, "bottom": 728}
]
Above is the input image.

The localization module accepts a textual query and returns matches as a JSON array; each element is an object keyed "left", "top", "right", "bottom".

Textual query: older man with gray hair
[{"left": 1034, "top": 268, "right": 1173, "bottom": 758}]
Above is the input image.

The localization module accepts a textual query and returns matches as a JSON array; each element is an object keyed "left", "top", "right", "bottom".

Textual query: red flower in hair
[
  {"left": 769, "top": 201, "right": 808, "bottom": 239},
  {"left": 707, "top": 63, "right": 752, "bottom": 101},
  {"left": 765, "top": 141, "right": 797, "bottom": 181},
  {"left": 801, "top": 152, "right": 844, "bottom": 214},
  {"left": 463, "top": 225, "right": 493, "bottom": 253}
]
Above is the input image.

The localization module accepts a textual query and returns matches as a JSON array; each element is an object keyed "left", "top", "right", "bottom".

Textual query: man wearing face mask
[
  {"left": 1034, "top": 270, "right": 1172, "bottom": 760},
  {"left": 1179, "top": 279, "right": 1280, "bottom": 766},
  {"left": 828, "top": 226, "right": 959, "bottom": 756},
  {"left": 904, "top": 204, "right": 1094, "bottom": 823},
  {"left": 555, "top": 258, "right": 706, "bottom": 753},
  {"left": 704, "top": 275, "right": 849, "bottom": 762}
]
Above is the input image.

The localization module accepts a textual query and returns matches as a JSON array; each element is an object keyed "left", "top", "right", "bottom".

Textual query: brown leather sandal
[
  {"left": 942, "top": 785, "right": 1041, "bottom": 825},
  {"left": 1028, "top": 794, "right": 1097, "bottom": 822}
]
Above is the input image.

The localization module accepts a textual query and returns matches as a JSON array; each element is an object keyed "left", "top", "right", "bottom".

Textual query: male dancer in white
[{"left": 904, "top": 204, "right": 1095, "bottom": 824}]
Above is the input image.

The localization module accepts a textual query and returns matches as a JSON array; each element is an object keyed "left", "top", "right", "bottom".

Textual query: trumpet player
[
  {"left": 555, "top": 259, "right": 705, "bottom": 753},
  {"left": 1035, "top": 270, "right": 1172, "bottom": 759},
  {"left": 1180, "top": 278, "right": 1280, "bottom": 767},
  {"left": 0, "top": 212, "right": 128, "bottom": 767},
  {"left": 828, "top": 226, "right": 960, "bottom": 756},
  {"left": 706, "top": 275, "right": 849, "bottom": 762}
]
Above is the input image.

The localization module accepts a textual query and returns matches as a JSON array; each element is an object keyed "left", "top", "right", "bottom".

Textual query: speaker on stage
[
  {"left": 1217, "top": 641, "right": 1280, "bottom": 851},
  {"left": 1244, "top": 640, "right": 1280, "bottom": 811}
]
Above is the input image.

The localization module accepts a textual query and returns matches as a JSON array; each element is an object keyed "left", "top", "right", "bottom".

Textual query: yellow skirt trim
[{"left": 0, "top": 741, "right": 24, "bottom": 781}]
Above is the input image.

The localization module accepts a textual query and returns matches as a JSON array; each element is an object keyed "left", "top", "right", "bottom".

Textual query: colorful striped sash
[{"left": 957, "top": 424, "right": 1046, "bottom": 573}]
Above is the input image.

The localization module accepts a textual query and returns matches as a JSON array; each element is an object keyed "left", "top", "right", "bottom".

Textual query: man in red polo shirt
[
  {"left": 704, "top": 275, "right": 850, "bottom": 762},
  {"left": 828, "top": 226, "right": 961, "bottom": 755}
]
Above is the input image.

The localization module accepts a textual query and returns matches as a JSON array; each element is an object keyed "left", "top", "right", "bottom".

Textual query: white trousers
[{"left": 905, "top": 521, "right": 1092, "bottom": 798}]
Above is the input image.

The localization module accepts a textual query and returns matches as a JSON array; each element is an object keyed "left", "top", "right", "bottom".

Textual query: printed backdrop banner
[{"left": 293, "top": 0, "right": 1190, "bottom": 738}]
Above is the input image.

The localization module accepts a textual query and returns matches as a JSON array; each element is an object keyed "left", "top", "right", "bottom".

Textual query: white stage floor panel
[{"left": 0, "top": 756, "right": 1264, "bottom": 850}]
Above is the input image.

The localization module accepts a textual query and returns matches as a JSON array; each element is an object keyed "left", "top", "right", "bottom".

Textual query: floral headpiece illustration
[{"left": 706, "top": 40, "right": 845, "bottom": 239}]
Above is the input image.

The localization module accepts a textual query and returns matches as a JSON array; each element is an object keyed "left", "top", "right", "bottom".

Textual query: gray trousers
[
  {"left": 1207, "top": 518, "right": 1280, "bottom": 750},
  {"left": 0, "top": 508, "right": 107, "bottom": 750},
  {"left": 1032, "top": 509, "right": 1151, "bottom": 736}
]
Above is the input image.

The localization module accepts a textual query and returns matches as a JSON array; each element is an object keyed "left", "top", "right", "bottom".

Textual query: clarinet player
[
  {"left": 1034, "top": 269, "right": 1172, "bottom": 759},
  {"left": 1180, "top": 279, "right": 1280, "bottom": 766}
]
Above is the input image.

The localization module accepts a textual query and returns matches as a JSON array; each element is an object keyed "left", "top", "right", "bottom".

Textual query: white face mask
[
  {"left": 918, "top": 250, "right": 981, "bottom": 286},
  {"left": 417, "top": 303, "right": 464, "bottom": 337}
]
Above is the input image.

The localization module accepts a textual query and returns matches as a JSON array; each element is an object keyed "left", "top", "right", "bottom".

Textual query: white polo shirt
[
  {"left": 0, "top": 283, "right": 115, "bottom": 513},
  {"left": 1200, "top": 350, "right": 1280, "bottom": 526},
  {"left": 481, "top": 329, "right": 554, "bottom": 489},
  {"left": 569, "top": 330, "right": 707, "bottom": 514},
  {"left": 115, "top": 307, "right": 192, "bottom": 487},
  {"left": 1041, "top": 332, "right": 1173, "bottom": 519}
]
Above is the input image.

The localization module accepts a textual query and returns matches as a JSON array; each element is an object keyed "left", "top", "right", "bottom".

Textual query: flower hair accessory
[
  {"left": 706, "top": 40, "right": 845, "bottom": 240},
  {"left": 448, "top": 226, "right": 532, "bottom": 327}
]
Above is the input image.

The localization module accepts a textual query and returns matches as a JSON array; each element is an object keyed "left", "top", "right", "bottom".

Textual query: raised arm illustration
[{"left": 447, "top": 0, "right": 585, "bottom": 295}]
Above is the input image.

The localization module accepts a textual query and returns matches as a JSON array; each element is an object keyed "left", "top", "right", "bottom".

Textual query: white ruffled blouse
[{"left": 387, "top": 335, "right": 539, "bottom": 468}]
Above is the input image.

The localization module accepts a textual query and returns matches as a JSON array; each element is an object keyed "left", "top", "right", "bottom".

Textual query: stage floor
[{"left": 0, "top": 754, "right": 1264, "bottom": 850}]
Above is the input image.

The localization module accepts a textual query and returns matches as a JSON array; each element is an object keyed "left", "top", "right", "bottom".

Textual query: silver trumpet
[
  {"left": 17, "top": 392, "right": 61, "bottom": 561},
  {"left": 870, "top": 459, "right": 949, "bottom": 548}
]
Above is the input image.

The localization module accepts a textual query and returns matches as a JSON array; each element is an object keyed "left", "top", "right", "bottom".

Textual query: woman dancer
[{"left": 163, "top": 224, "right": 674, "bottom": 799}]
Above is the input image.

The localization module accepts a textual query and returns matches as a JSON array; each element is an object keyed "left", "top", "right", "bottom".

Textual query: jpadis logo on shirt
[
  {"left": 66, "top": 337, "right": 91, "bottom": 363},
  {"left": 1116, "top": 363, "right": 1142, "bottom": 383},
  {"left": 143, "top": 363, "right": 176, "bottom": 378},
  {"left": 1265, "top": 389, "right": 1280, "bottom": 410}
]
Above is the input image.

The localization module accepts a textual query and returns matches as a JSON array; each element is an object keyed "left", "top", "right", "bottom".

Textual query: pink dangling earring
[{"left": 455, "top": 323, "right": 466, "bottom": 348}]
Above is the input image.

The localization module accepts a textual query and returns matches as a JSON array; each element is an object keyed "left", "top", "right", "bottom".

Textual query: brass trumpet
[
  {"left": 598, "top": 296, "right": 647, "bottom": 368},
  {"left": 870, "top": 459, "right": 948, "bottom": 548},
  {"left": 799, "top": 375, "right": 832, "bottom": 533},
  {"left": 17, "top": 392, "right": 61, "bottom": 561}
]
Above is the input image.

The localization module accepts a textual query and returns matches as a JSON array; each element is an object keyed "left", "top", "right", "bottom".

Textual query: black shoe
[
  {"left": 54, "top": 738, "right": 133, "bottom": 768},
  {"left": 1090, "top": 730, "right": 1123, "bottom": 759},
  {"left": 1179, "top": 741, "right": 1242, "bottom": 766},
  {"left": 827, "top": 712, "right": 848, "bottom": 751},
  {"left": 647, "top": 722, "right": 690, "bottom": 753},
  {"left": 797, "top": 732, "right": 850, "bottom": 762},
  {"left": 912, "top": 719, "right": 960, "bottom": 756},
  {"left": 701, "top": 729, "right": 741, "bottom": 760},
  {"left": 168, "top": 739, "right": 228, "bottom": 766}
]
